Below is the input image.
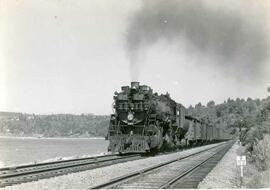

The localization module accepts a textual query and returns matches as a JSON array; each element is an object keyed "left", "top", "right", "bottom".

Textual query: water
[{"left": 0, "top": 137, "right": 109, "bottom": 167}]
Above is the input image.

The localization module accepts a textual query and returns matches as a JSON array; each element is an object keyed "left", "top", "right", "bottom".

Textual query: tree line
[
  {"left": 188, "top": 96, "right": 270, "bottom": 170},
  {"left": 1, "top": 96, "right": 269, "bottom": 143},
  {"left": 0, "top": 113, "right": 110, "bottom": 137}
]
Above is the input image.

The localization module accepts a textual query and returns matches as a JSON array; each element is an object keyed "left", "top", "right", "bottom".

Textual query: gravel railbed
[
  {"left": 1, "top": 142, "right": 225, "bottom": 190},
  {"left": 198, "top": 142, "right": 240, "bottom": 188}
]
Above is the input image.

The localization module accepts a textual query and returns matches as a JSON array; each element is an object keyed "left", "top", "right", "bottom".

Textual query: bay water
[{"left": 0, "top": 137, "right": 109, "bottom": 167}]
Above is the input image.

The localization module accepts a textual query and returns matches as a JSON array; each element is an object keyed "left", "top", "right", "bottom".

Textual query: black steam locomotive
[{"left": 107, "top": 82, "right": 229, "bottom": 153}]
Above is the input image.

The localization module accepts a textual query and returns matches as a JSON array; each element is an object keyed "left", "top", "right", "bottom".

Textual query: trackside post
[{"left": 236, "top": 155, "right": 246, "bottom": 187}]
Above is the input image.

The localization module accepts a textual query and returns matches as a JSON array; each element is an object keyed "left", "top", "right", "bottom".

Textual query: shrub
[{"left": 251, "top": 134, "right": 270, "bottom": 171}]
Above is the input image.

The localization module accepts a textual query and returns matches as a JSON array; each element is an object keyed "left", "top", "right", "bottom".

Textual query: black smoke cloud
[{"left": 126, "top": 0, "right": 269, "bottom": 82}]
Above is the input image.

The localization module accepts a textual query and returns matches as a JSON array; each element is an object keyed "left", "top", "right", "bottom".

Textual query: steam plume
[{"left": 126, "top": 0, "right": 269, "bottom": 82}]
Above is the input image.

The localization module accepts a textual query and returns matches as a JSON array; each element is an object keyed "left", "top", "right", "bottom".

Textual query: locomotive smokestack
[{"left": 131, "top": 81, "right": 140, "bottom": 90}]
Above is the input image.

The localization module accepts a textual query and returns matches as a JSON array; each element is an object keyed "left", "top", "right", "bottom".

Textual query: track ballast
[
  {"left": 0, "top": 153, "right": 141, "bottom": 187},
  {"left": 91, "top": 141, "right": 234, "bottom": 189}
]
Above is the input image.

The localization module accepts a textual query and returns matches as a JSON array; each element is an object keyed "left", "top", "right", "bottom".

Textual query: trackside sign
[{"left": 236, "top": 156, "right": 246, "bottom": 166}]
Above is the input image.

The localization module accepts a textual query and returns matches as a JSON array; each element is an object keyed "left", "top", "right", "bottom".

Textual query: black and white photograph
[{"left": 0, "top": 0, "right": 270, "bottom": 189}]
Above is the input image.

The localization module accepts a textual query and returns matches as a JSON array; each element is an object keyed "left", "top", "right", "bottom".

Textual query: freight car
[{"left": 107, "top": 82, "right": 229, "bottom": 153}]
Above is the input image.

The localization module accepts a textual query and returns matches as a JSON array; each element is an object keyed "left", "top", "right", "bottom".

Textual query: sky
[{"left": 0, "top": 0, "right": 270, "bottom": 115}]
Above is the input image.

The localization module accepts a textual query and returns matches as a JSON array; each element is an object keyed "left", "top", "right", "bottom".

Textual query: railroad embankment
[{"left": 199, "top": 141, "right": 270, "bottom": 188}]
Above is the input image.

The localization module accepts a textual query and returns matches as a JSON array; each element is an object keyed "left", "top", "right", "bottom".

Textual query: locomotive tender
[{"left": 108, "top": 82, "right": 229, "bottom": 153}]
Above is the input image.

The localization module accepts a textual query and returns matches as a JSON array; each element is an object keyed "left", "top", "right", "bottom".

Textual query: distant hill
[
  {"left": 0, "top": 112, "right": 110, "bottom": 138},
  {"left": 0, "top": 96, "right": 269, "bottom": 142}
]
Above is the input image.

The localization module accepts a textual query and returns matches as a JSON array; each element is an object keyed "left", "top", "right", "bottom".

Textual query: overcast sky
[{"left": 0, "top": 0, "right": 270, "bottom": 115}]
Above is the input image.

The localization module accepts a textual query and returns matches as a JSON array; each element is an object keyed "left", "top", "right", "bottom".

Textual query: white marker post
[{"left": 236, "top": 155, "right": 246, "bottom": 187}]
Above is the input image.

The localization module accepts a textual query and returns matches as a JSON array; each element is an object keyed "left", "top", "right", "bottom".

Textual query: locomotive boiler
[{"left": 107, "top": 82, "right": 228, "bottom": 153}]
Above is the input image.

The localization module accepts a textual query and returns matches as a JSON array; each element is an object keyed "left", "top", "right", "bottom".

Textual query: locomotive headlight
[{"left": 127, "top": 112, "right": 134, "bottom": 121}]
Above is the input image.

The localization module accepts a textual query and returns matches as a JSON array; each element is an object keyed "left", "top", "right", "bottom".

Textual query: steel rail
[
  {"left": 0, "top": 154, "right": 119, "bottom": 179},
  {"left": 90, "top": 141, "right": 233, "bottom": 189},
  {"left": 0, "top": 154, "right": 141, "bottom": 187},
  {"left": 160, "top": 141, "right": 233, "bottom": 188},
  {"left": 0, "top": 153, "right": 120, "bottom": 172}
]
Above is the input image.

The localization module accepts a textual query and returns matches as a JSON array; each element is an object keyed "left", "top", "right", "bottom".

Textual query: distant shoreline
[{"left": 0, "top": 135, "right": 105, "bottom": 140}]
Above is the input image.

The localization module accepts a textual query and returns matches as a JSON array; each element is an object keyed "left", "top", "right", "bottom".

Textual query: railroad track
[
  {"left": 91, "top": 141, "right": 234, "bottom": 189},
  {"left": 0, "top": 153, "right": 141, "bottom": 187}
]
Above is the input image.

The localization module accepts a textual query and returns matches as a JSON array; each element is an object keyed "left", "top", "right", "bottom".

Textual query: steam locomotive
[{"left": 107, "top": 82, "right": 229, "bottom": 153}]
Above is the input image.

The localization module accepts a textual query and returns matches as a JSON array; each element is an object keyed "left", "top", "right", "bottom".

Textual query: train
[{"left": 107, "top": 82, "right": 230, "bottom": 153}]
